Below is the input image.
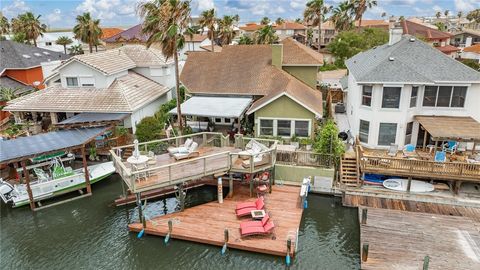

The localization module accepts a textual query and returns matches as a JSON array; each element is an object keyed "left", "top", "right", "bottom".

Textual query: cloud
[
  {"left": 196, "top": 0, "right": 215, "bottom": 11},
  {"left": 1, "top": 0, "right": 30, "bottom": 18},
  {"left": 290, "top": 0, "right": 306, "bottom": 10},
  {"left": 75, "top": 0, "right": 138, "bottom": 21},
  {"left": 454, "top": 0, "right": 478, "bottom": 12},
  {"left": 46, "top": 8, "right": 62, "bottom": 24}
]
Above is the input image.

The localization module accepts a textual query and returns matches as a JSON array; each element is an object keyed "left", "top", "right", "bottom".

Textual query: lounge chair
[
  {"left": 236, "top": 197, "right": 264, "bottom": 211},
  {"left": 240, "top": 221, "right": 275, "bottom": 237},
  {"left": 434, "top": 151, "right": 446, "bottom": 162},
  {"left": 172, "top": 141, "right": 200, "bottom": 160},
  {"left": 167, "top": 138, "right": 193, "bottom": 155},
  {"left": 240, "top": 214, "right": 270, "bottom": 229},
  {"left": 403, "top": 144, "right": 415, "bottom": 153},
  {"left": 387, "top": 144, "right": 398, "bottom": 157},
  {"left": 442, "top": 141, "right": 457, "bottom": 154},
  {"left": 236, "top": 199, "right": 265, "bottom": 217}
]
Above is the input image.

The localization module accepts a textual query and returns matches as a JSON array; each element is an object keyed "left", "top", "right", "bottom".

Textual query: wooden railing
[
  {"left": 276, "top": 150, "right": 336, "bottom": 168},
  {"left": 360, "top": 155, "right": 480, "bottom": 182}
]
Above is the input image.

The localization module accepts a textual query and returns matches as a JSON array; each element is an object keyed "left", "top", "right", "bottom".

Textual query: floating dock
[{"left": 129, "top": 184, "right": 303, "bottom": 257}]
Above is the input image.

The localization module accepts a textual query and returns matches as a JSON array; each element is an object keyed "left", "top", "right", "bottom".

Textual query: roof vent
[
  {"left": 409, "top": 37, "right": 416, "bottom": 42},
  {"left": 134, "top": 84, "right": 139, "bottom": 88},
  {"left": 389, "top": 57, "right": 395, "bottom": 61},
  {"left": 22, "top": 54, "right": 31, "bottom": 58},
  {"left": 34, "top": 53, "right": 42, "bottom": 56},
  {"left": 43, "top": 51, "right": 50, "bottom": 55}
]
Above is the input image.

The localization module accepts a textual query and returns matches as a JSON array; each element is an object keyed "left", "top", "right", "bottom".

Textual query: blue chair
[
  {"left": 404, "top": 144, "right": 415, "bottom": 153},
  {"left": 442, "top": 141, "right": 457, "bottom": 154},
  {"left": 434, "top": 151, "right": 446, "bottom": 162}
]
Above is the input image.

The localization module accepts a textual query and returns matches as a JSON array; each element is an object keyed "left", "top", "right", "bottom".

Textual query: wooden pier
[{"left": 129, "top": 184, "right": 303, "bottom": 257}]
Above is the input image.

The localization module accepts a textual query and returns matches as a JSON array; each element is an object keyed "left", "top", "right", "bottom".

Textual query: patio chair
[
  {"left": 404, "top": 144, "right": 415, "bottom": 153},
  {"left": 147, "top": 151, "right": 157, "bottom": 166},
  {"left": 236, "top": 199, "right": 265, "bottom": 217},
  {"left": 167, "top": 138, "right": 193, "bottom": 155},
  {"left": 387, "top": 144, "right": 399, "bottom": 157},
  {"left": 236, "top": 197, "right": 264, "bottom": 211},
  {"left": 240, "top": 221, "right": 275, "bottom": 237},
  {"left": 172, "top": 142, "right": 200, "bottom": 160},
  {"left": 442, "top": 141, "right": 457, "bottom": 154},
  {"left": 434, "top": 151, "right": 446, "bottom": 163},
  {"left": 240, "top": 214, "right": 270, "bottom": 230}
]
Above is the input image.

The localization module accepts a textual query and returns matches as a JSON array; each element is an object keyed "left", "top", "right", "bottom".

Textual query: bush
[
  {"left": 460, "top": 59, "right": 480, "bottom": 71},
  {"left": 313, "top": 119, "right": 345, "bottom": 157},
  {"left": 319, "top": 63, "right": 338, "bottom": 71},
  {"left": 135, "top": 116, "right": 164, "bottom": 142}
]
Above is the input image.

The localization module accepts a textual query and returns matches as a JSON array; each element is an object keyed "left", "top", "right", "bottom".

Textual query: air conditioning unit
[{"left": 335, "top": 103, "right": 346, "bottom": 113}]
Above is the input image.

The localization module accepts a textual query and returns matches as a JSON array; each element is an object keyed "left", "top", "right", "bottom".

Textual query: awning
[
  {"left": 415, "top": 116, "right": 480, "bottom": 141},
  {"left": 0, "top": 127, "right": 108, "bottom": 164},
  {"left": 169, "top": 96, "right": 252, "bottom": 118},
  {"left": 57, "top": 113, "right": 129, "bottom": 126}
]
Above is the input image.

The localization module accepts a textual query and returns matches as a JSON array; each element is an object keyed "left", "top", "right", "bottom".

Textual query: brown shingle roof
[
  {"left": 5, "top": 72, "right": 169, "bottom": 113},
  {"left": 274, "top": 22, "right": 306, "bottom": 30},
  {"left": 401, "top": 20, "right": 452, "bottom": 40},
  {"left": 355, "top": 20, "right": 389, "bottom": 28},
  {"left": 186, "top": 34, "right": 209, "bottom": 42},
  {"left": 200, "top": 45, "right": 222, "bottom": 52},
  {"left": 239, "top": 23, "right": 264, "bottom": 32},
  {"left": 281, "top": 38, "right": 323, "bottom": 65}
]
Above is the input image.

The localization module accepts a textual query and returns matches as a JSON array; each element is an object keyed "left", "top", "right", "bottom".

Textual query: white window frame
[
  {"left": 422, "top": 85, "right": 469, "bottom": 108},
  {"left": 361, "top": 85, "right": 373, "bottom": 107},
  {"left": 257, "top": 117, "right": 312, "bottom": 138},
  {"left": 359, "top": 119, "right": 370, "bottom": 143},
  {"left": 65, "top": 76, "right": 79, "bottom": 87}
]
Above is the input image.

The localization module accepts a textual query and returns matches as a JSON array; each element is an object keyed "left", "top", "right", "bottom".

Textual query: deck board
[{"left": 128, "top": 184, "right": 303, "bottom": 257}]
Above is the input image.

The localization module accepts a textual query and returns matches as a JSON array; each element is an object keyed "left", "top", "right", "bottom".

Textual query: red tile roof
[
  {"left": 401, "top": 20, "right": 452, "bottom": 40},
  {"left": 274, "top": 22, "right": 306, "bottom": 30},
  {"left": 463, "top": 44, "right": 480, "bottom": 53},
  {"left": 355, "top": 20, "right": 389, "bottom": 28},
  {"left": 239, "top": 23, "right": 264, "bottom": 32},
  {"left": 101, "top": 28, "right": 124, "bottom": 39},
  {"left": 436, "top": 45, "right": 459, "bottom": 54}
]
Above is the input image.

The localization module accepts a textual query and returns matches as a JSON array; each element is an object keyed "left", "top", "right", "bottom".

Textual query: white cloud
[
  {"left": 290, "top": 0, "right": 306, "bottom": 10},
  {"left": 1, "top": 0, "right": 30, "bottom": 18},
  {"left": 454, "top": 0, "right": 478, "bottom": 12},
  {"left": 196, "top": 0, "right": 215, "bottom": 11},
  {"left": 46, "top": 9, "right": 62, "bottom": 24},
  {"left": 432, "top": 5, "right": 443, "bottom": 12},
  {"left": 75, "top": 0, "right": 137, "bottom": 21}
]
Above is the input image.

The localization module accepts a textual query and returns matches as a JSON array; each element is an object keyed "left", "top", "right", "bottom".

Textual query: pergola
[
  {"left": 415, "top": 115, "right": 480, "bottom": 153},
  {"left": 0, "top": 127, "right": 109, "bottom": 210}
]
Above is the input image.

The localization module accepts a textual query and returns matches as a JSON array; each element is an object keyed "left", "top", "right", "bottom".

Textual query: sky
[{"left": 1, "top": 0, "right": 479, "bottom": 29}]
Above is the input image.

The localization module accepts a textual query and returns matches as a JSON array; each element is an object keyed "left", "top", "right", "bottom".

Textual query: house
[
  {"left": 274, "top": 21, "right": 306, "bottom": 43},
  {"left": 178, "top": 38, "right": 323, "bottom": 139},
  {"left": 239, "top": 23, "right": 264, "bottom": 37},
  {"left": 452, "top": 29, "right": 480, "bottom": 48},
  {"left": 4, "top": 45, "right": 176, "bottom": 133},
  {"left": 355, "top": 20, "right": 389, "bottom": 30},
  {"left": 401, "top": 20, "right": 459, "bottom": 57},
  {"left": 461, "top": 44, "right": 480, "bottom": 62},
  {"left": 35, "top": 32, "right": 82, "bottom": 53},
  {"left": 343, "top": 33, "right": 480, "bottom": 149}
]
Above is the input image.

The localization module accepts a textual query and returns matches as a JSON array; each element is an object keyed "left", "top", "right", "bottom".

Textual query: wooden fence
[{"left": 276, "top": 150, "right": 336, "bottom": 168}]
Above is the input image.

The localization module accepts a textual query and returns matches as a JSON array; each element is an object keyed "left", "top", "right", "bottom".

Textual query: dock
[{"left": 129, "top": 184, "right": 303, "bottom": 257}]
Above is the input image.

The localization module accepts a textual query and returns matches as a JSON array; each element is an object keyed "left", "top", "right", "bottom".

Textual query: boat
[
  {"left": 383, "top": 178, "right": 434, "bottom": 193},
  {"left": 362, "top": 174, "right": 387, "bottom": 186},
  {"left": 0, "top": 157, "right": 115, "bottom": 208}
]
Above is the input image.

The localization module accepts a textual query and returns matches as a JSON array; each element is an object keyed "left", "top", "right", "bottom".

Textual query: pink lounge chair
[
  {"left": 236, "top": 199, "right": 265, "bottom": 217},
  {"left": 235, "top": 197, "right": 263, "bottom": 211},
  {"left": 240, "top": 221, "right": 275, "bottom": 237},
  {"left": 240, "top": 214, "right": 270, "bottom": 230}
]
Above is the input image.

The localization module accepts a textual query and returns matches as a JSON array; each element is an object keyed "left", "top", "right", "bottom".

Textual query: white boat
[
  {"left": 0, "top": 159, "right": 115, "bottom": 208},
  {"left": 383, "top": 178, "right": 434, "bottom": 193}
]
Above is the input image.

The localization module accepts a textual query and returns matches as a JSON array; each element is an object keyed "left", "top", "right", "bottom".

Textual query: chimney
[
  {"left": 389, "top": 24, "right": 403, "bottom": 46},
  {"left": 271, "top": 44, "right": 283, "bottom": 68},
  {"left": 465, "top": 36, "right": 472, "bottom": 47}
]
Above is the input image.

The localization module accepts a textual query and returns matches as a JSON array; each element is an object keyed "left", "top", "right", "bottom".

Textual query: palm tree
[
  {"left": 331, "top": 1, "right": 353, "bottom": 32},
  {"left": 435, "top": 11, "right": 441, "bottom": 19},
  {"left": 0, "top": 86, "right": 28, "bottom": 102},
  {"left": 261, "top": 17, "right": 270, "bottom": 25},
  {"left": 16, "top": 12, "right": 46, "bottom": 47},
  {"left": 55, "top": 36, "right": 73, "bottom": 54},
  {"left": 254, "top": 25, "right": 278, "bottom": 44},
  {"left": 138, "top": 0, "right": 192, "bottom": 132},
  {"left": 306, "top": 28, "right": 313, "bottom": 46},
  {"left": 275, "top": 17, "right": 285, "bottom": 25},
  {"left": 304, "top": 0, "right": 331, "bottom": 52},
  {"left": 0, "top": 12, "right": 10, "bottom": 36},
  {"left": 73, "top": 12, "right": 102, "bottom": 53},
  {"left": 68, "top": 44, "right": 84, "bottom": 55},
  {"left": 381, "top": 12, "right": 387, "bottom": 18},
  {"left": 199, "top": 8, "right": 216, "bottom": 52},
  {"left": 399, "top": 16, "right": 405, "bottom": 22},
  {"left": 295, "top": 18, "right": 303, "bottom": 23},
  {"left": 218, "top": 15, "right": 239, "bottom": 46},
  {"left": 238, "top": 35, "right": 253, "bottom": 45},
  {"left": 350, "top": 0, "right": 377, "bottom": 28},
  {"left": 444, "top": 10, "right": 449, "bottom": 18}
]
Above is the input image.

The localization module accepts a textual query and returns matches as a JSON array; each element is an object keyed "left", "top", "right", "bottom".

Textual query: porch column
[
  {"left": 81, "top": 146, "right": 92, "bottom": 194},
  {"left": 50, "top": 112, "right": 58, "bottom": 125},
  {"left": 422, "top": 127, "right": 428, "bottom": 151},
  {"left": 21, "top": 160, "right": 35, "bottom": 210},
  {"left": 12, "top": 112, "right": 22, "bottom": 124}
]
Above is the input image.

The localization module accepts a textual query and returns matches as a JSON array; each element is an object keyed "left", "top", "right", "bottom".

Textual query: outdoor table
[
  {"left": 251, "top": 209, "right": 266, "bottom": 220},
  {"left": 127, "top": 155, "right": 149, "bottom": 170}
]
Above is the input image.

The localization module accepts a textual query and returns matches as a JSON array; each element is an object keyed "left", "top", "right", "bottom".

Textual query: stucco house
[
  {"left": 5, "top": 45, "right": 176, "bottom": 133},
  {"left": 274, "top": 21, "right": 306, "bottom": 43},
  {"left": 178, "top": 38, "right": 323, "bottom": 139},
  {"left": 461, "top": 44, "right": 480, "bottom": 62},
  {"left": 343, "top": 33, "right": 480, "bottom": 150}
]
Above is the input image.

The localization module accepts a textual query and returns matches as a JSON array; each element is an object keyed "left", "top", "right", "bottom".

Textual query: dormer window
[{"left": 66, "top": 77, "right": 79, "bottom": 87}]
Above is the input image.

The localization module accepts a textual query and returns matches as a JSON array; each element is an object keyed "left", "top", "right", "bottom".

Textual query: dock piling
[
  {"left": 423, "top": 255, "right": 430, "bottom": 270},
  {"left": 222, "top": 228, "right": 229, "bottom": 255},
  {"left": 361, "top": 208, "right": 368, "bottom": 225},
  {"left": 286, "top": 238, "right": 292, "bottom": 266},
  {"left": 362, "top": 243, "right": 369, "bottom": 262},
  {"left": 164, "top": 219, "right": 173, "bottom": 244}
]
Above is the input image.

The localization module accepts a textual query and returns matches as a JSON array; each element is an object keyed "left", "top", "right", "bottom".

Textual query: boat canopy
[
  {"left": 169, "top": 96, "right": 252, "bottom": 118},
  {"left": 0, "top": 127, "right": 108, "bottom": 164}
]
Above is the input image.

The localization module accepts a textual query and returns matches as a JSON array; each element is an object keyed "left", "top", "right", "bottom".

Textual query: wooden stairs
[{"left": 340, "top": 151, "right": 359, "bottom": 187}]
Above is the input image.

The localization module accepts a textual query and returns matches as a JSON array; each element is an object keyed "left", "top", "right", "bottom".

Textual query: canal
[{"left": 1, "top": 175, "right": 360, "bottom": 269}]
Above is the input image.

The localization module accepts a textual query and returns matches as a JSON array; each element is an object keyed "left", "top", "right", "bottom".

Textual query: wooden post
[
  {"left": 249, "top": 173, "right": 254, "bottom": 198},
  {"left": 81, "top": 146, "right": 92, "bottom": 194},
  {"left": 423, "top": 255, "right": 430, "bottom": 270},
  {"left": 422, "top": 127, "right": 428, "bottom": 151},
  {"left": 473, "top": 142, "right": 477, "bottom": 155},
  {"left": 453, "top": 181, "right": 462, "bottom": 196},
  {"left": 136, "top": 193, "right": 146, "bottom": 228},
  {"left": 228, "top": 173, "right": 233, "bottom": 198},
  {"left": 361, "top": 208, "right": 368, "bottom": 225},
  {"left": 407, "top": 177, "right": 412, "bottom": 193},
  {"left": 362, "top": 243, "right": 369, "bottom": 262},
  {"left": 179, "top": 184, "right": 185, "bottom": 211},
  {"left": 50, "top": 112, "right": 58, "bottom": 125},
  {"left": 21, "top": 160, "right": 35, "bottom": 210}
]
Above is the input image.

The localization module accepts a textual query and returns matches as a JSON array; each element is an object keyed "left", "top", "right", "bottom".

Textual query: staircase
[{"left": 340, "top": 151, "right": 359, "bottom": 188}]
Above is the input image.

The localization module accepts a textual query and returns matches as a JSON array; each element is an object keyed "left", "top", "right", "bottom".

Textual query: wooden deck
[
  {"left": 360, "top": 207, "right": 480, "bottom": 270},
  {"left": 128, "top": 184, "right": 303, "bottom": 257}
]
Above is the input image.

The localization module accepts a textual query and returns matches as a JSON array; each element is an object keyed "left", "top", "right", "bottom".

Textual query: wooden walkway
[
  {"left": 360, "top": 208, "right": 480, "bottom": 270},
  {"left": 129, "top": 184, "right": 303, "bottom": 257}
]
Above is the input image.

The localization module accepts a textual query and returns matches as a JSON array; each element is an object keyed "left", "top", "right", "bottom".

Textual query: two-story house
[
  {"left": 344, "top": 32, "right": 480, "bottom": 150},
  {"left": 5, "top": 45, "right": 176, "bottom": 133},
  {"left": 274, "top": 21, "right": 307, "bottom": 43}
]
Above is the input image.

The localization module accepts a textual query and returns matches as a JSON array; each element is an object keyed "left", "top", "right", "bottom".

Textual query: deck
[
  {"left": 128, "top": 184, "right": 303, "bottom": 257},
  {"left": 360, "top": 207, "right": 480, "bottom": 270}
]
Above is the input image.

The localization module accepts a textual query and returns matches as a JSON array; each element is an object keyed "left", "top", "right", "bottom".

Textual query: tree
[
  {"left": 304, "top": 0, "right": 331, "bottom": 52},
  {"left": 260, "top": 17, "right": 270, "bottom": 25},
  {"left": 399, "top": 15, "right": 405, "bottom": 22},
  {"left": 466, "top": 9, "right": 480, "bottom": 24},
  {"left": 12, "top": 31, "right": 28, "bottom": 44},
  {"left": 294, "top": 18, "right": 303, "bottom": 23},
  {"left": 350, "top": 0, "right": 377, "bottom": 28},
  {"left": 68, "top": 44, "right": 84, "bottom": 55},
  {"left": 199, "top": 8, "right": 216, "bottom": 52},
  {"left": 138, "top": 0, "right": 193, "bottom": 132},
  {"left": 435, "top": 11, "right": 441, "bottom": 19},
  {"left": 381, "top": 12, "right": 387, "bottom": 18},
  {"left": 73, "top": 12, "right": 102, "bottom": 53},
  {"left": 444, "top": 10, "right": 449, "bottom": 18},
  {"left": 254, "top": 25, "right": 278, "bottom": 44},
  {"left": 460, "top": 59, "right": 480, "bottom": 71},
  {"left": 238, "top": 34, "right": 253, "bottom": 45},
  {"left": 313, "top": 119, "right": 345, "bottom": 157},
  {"left": 13, "top": 12, "right": 46, "bottom": 46},
  {"left": 331, "top": 1, "right": 353, "bottom": 31},
  {"left": 218, "top": 15, "right": 239, "bottom": 46},
  {"left": 135, "top": 116, "right": 164, "bottom": 142},
  {"left": 434, "top": 22, "right": 446, "bottom": 31},
  {"left": 457, "top": 11, "right": 463, "bottom": 20},
  {"left": 55, "top": 36, "right": 73, "bottom": 54},
  {"left": 306, "top": 27, "right": 313, "bottom": 46},
  {"left": 275, "top": 17, "right": 285, "bottom": 25},
  {"left": 0, "top": 12, "right": 9, "bottom": 35},
  {"left": 0, "top": 86, "right": 25, "bottom": 102}
]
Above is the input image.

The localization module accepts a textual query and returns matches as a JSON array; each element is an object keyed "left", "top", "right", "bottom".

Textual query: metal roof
[
  {"left": 169, "top": 96, "right": 252, "bottom": 118},
  {"left": 58, "top": 113, "right": 129, "bottom": 125},
  {"left": 0, "top": 127, "right": 108, "bottom": 164}
]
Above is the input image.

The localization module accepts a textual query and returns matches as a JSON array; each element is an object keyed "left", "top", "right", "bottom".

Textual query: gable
[{"left": 254, "top": 94, "right": 315, "bottom": 119}]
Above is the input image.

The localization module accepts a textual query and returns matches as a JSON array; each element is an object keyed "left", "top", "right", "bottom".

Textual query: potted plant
[
  {"left": 290, "top": 135, "right": 300, "bottom": 149},
  {"left": 301, "top": 138, "right": 314, "bottom": 151}
]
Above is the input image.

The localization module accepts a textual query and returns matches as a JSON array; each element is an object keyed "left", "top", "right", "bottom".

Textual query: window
[
  {"left": 259, "top": 119, "right": 273, "bottom": 136},
  {"left": 423, "top": 86, "right": 437, "bottom": 106},
  {"left": 214, "top": 118, "right": 222, "bottom": 123},
  {"left": 362, "top": 85, "right": 372, "bottom": 106},
  {"left": 378, "top": 123, "right": 397, "bottom": 146},
  {"left": 224, "top": 118, "right": 231, "bottom": 123},
  {"left": 45, "top": 42, "right": 52, "bottom": 46},
  {"left": 66, "top": 77, "right": 78, "bottom": 87},
  {"left": 423, "top": 85, "right": 468, "bottom": 107},
  {"left": 451, "top": 86, "right": 467, "bottom": 107},
  {"left": 405, "top": 122, "right": 413, "bottom": 145},
  {"left": 382, "top": 87, "right": 401, "bottom": 108},
  {"left": 277, "top": 120, "right": 291, "bottom": 137},
  {"left": 294, "top": 121, "right": 309, "bottom": 137},
  {"left": 410, "top": 86, "right": 418, "bottom": 108},
  {"left": 437, "top": 86, "right": 452, "bottom": 107},
  {"left": 359, "top": 120, "right": 370, "bottom": 143}
]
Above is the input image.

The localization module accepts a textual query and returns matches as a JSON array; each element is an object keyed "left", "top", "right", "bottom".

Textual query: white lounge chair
[
  {"left": 173, "top": 142, "right": 200, "bottom": 160},
  {"left": 167, "top": 138, "right": 193, "bottom": 155},
  {"left": 387, "top": 144, "right": 398, "bottom": 157}
]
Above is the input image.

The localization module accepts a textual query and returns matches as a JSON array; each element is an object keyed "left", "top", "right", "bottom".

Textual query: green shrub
[
  {"left": 319, "top": 63, "right": 338, "bottom": 71},
  {"left": 313, "top": 119, "right": 345, "bottom": 157},
  {"left": 135, "top": 116, "right": 164, "bottom": 142},
  {"left": 460, "top": 59, "right": 480, "bottom": 71}
]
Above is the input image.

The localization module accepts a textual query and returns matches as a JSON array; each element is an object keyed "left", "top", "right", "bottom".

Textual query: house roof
[
  {"left": 401, "top": 20, "right": 452, "bottom": 40},
  {"left": 455, "top": 28, "right": 480, "bottom": 38},
  {"left": 103, "top": 24, "right": 148, "bottom": 43},
  {"left": 186, "top": 34, "right": 209, "bottom": 42},
  {"left": 436, "top": 45, "right": 459, "bottom": 53},
  {"left": 0, "top": 40, "right": 70, "bottom": 73},
  {"left": 0, "top": 76, "right": 35, "bottom": 94},
  {"left": 345, "top": 35, "right": 480, "bottom": 84},
  {"left": 281, "top": 38, "right": 323, "bottom": 65},
  {"left": 274, "top": 22, "right": 306, "bottom": 30},
  {"left": 239, "top": 23, "right": 264, "bottom": 32},
  {"left": 100, "top": 28, "right": 124, "bottom": 39},
  {"left": 5, "top": 71, "right": 170, "bottom": 113},
  {"left": 464, "top": 44, "right": 480, "bottom": 54},
  {"left": 415, "top": 116, "right": 480, "bottom": 141},
  {"left": 355, "top": 20, "right": 389, "bottom": 28},
  {"left": 200, "top": 44, "right": 222, "bottom": 52}
]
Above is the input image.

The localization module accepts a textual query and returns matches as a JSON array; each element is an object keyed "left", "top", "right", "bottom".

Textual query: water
[{"left": 1, "top": 175, "right": 360, "bottom": 270}]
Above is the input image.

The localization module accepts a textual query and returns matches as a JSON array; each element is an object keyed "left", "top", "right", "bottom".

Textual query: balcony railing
[{"left": 276, "top": 150, "right": 336, "bottom": 168}]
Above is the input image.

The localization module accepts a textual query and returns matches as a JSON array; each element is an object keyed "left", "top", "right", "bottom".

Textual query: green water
[{"left": 0, "top": 175, "right": 360, "bottom": 270}]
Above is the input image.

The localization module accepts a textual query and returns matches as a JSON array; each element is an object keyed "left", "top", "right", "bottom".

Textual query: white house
[
  {"left": 36, "top": 32, "right": 83, "bottom": 53},
  {"left": 344, "top": 33, "right": 480, "bottom": 149},
  {"left": 5, "top": 45, "right": 176, "bottom": 133}
]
